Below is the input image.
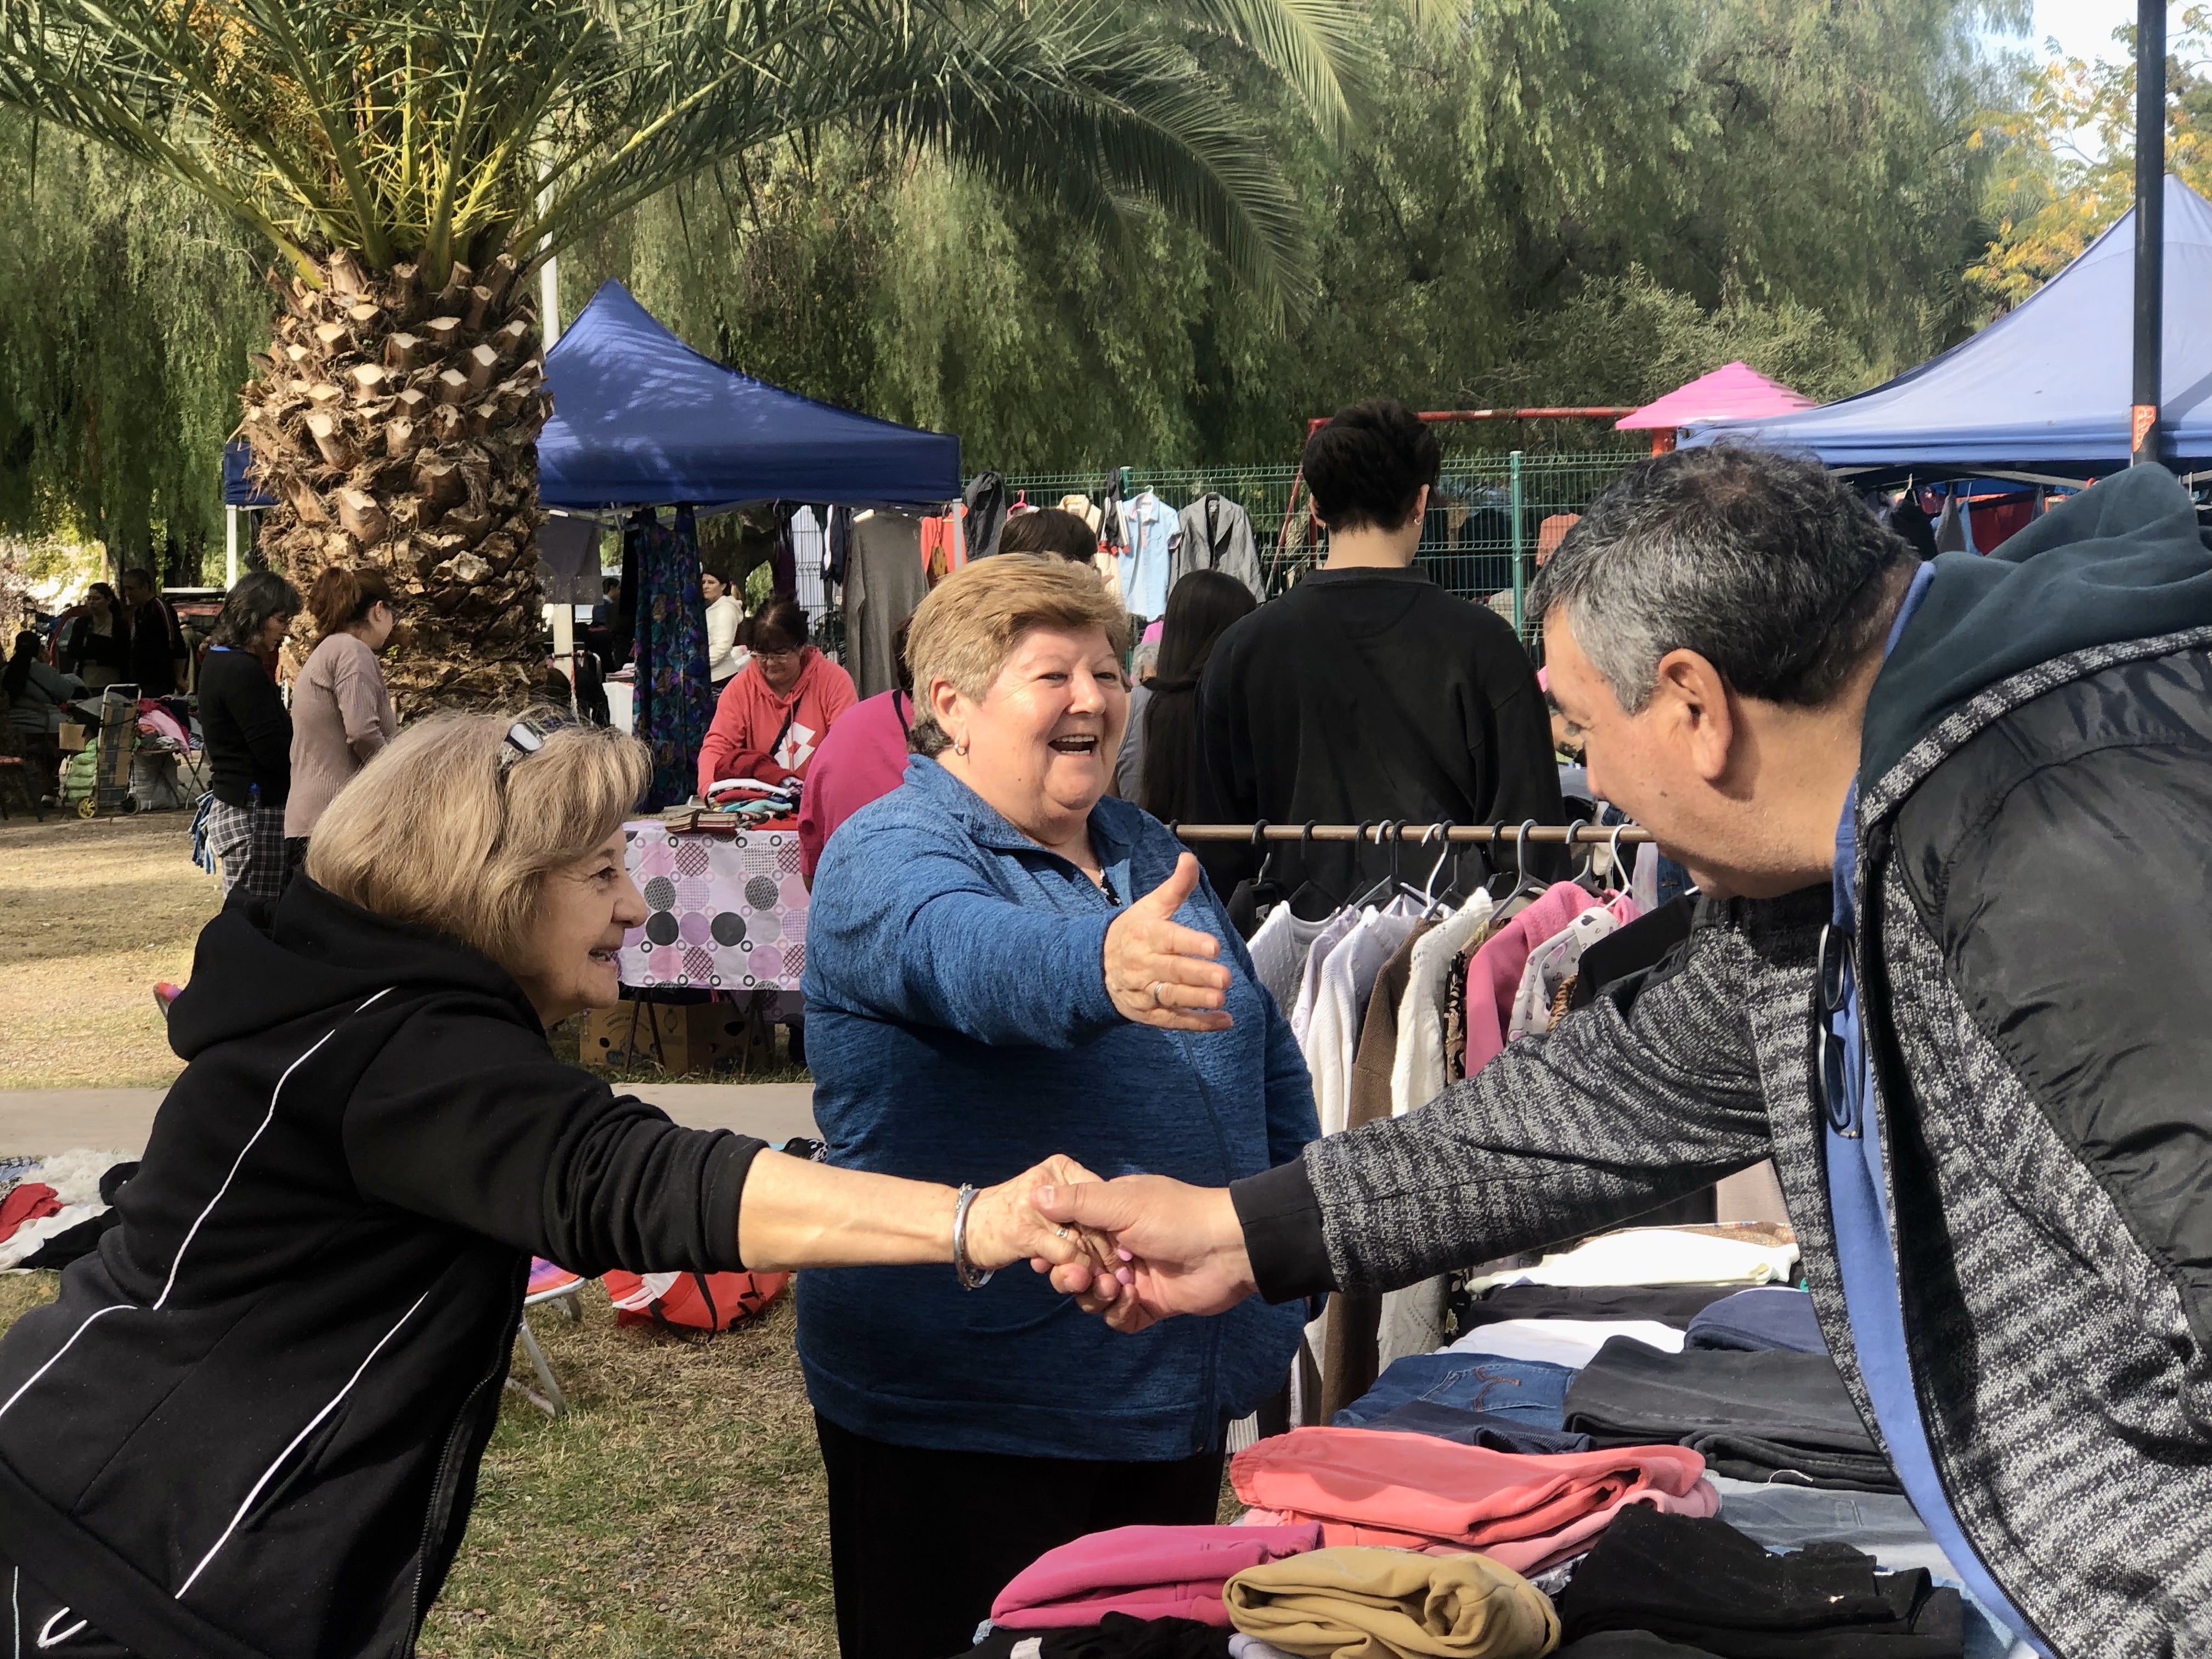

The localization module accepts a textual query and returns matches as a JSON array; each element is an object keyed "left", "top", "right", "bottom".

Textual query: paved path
[{"left": 0, "top": 1084, "right": 817, "bottom": 1155}]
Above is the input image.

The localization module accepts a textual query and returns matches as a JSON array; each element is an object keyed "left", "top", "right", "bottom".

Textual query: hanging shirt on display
[{"left": 1118, "top": 489, "right": 1180, "bottom": 619}]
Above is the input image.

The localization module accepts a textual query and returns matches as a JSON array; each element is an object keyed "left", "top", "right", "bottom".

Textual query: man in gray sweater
[{"left": 1043, "top": 448, "right": 2212, "bottom": 1659}]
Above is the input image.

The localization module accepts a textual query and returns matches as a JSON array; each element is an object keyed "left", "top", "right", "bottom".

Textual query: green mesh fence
[{"left": 990, "top": 450, "right": 1643, "bottom": 644}]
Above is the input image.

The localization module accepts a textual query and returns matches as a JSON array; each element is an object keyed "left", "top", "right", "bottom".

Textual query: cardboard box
[
  {"left": 582, "top": 998, "right": 774, "bottom": 1076},
  {"left": 57, "top": 725, "right": 90, "bottom": 753}
]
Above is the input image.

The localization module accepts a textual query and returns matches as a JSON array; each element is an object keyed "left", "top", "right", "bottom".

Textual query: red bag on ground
[{"left": 601, "top": 1268, "right": 789, "bottom": 1334}]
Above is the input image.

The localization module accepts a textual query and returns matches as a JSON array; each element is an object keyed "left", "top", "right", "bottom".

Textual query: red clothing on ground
[
  {"left": 696, "top": 647, "right": 856, "bottom": 798},
  {"left": 795, "top": 689, "right": 913, "bottom": 878}
]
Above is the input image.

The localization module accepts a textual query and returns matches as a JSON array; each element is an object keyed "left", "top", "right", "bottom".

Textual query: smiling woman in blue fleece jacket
[{"left": 800, "top": 554, "right": 1316, "bottom": 1659}]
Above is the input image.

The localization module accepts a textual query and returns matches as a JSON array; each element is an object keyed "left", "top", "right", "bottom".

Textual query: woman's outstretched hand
[
  {"left": 1103, "top": 853, "right": 1232, "bottom": 1032},
  {"left": 1032, "top": 1174, "right": 1257, "bottom": 1332},
  {"left": 964, "top": 1154, "right": 1125, "bottom": 1294}
]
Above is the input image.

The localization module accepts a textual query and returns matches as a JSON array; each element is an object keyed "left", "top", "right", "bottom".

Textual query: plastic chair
[{"left": 509, "top": 1258, "right": 587, "bottom": 1418}]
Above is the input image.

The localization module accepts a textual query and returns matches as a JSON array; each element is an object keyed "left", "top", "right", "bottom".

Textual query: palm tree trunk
[{"left": 239, "top": 250, "right": 549, "bottom": 714}]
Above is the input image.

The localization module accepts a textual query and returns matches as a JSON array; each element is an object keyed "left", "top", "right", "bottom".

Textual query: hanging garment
[
  {"left": 1686, "top": 1287, "right": 1828, "bottom": 1355},
  {"left": 922, "top": 506, "right": 968, "bottom": 584},
  {"left": 1175, "top": 495, "right": 1265, "bottom": 601},
  {"left": 1101, "top": 473, "right": 1126, "bottom": 553},
  {"left": 1448, "top": 1318, "right": 1689, "bottom": 1370},
  {"left": 1554, "top": 1508, "right": 1963, "bottom": 1659},
  {"left": 1059, "top": 493, "right": 1104, "bottom": 538},
  {"left": 535, "top": 514, "right": 603, "bottom": 605},
  {"left": 1232, "top": 1426, "right": 1717, "bottom": 1573},
  {"left": 844, "top": 508, "right": 929, "bottom": 699},
  {"left": 1222, "top": 1547, "right": 1559, "bottom": 1659},
  {"left": 1463, "top": 883, "right": 1602, "bottom": 1076},
  {"left": 1119, "top": 490, "right": 1181, "bottom": 620},
  {"left": 1288, "top": 909, "right": 1365, "bottom": 1049},
  {"left": 992, "top": 1524, "right": 1322, "bottom": 1630},
  {"left": 1248, "top": 903, "right": 1335, "bottom": 1017},
  {"left": 1563, "top": 1338, "right": 1900, "bottom": 1493},
  {"left": 826, "top": 504, "right": 851, "bottom": 586},
  {"left": 1470, "top": 1228, "right": 1799, "bottom": 1294},
  {"left": 1390, "top": 890, "right": 1497, "bottom": 1116},
  {"left": 629, "top": 505, "right": 715, "bottom": 810},
  {"left": 966, "top": 470, "right": 1009, "bottom": 560},
  {"left": 1304, "top": 906, "right": 1423, "bottom": 1138},
  {"left": 1321, "top": 920, "right": 1437, "bottom": 1417},
  {"left": 1508, "top": 907, "right": 1621, "bottom": 1041},
  {"left": 792, "top": 505, "right": 830, "bottom": 618},
  {"left": 1567, "top": 898, "right": 1695, "bottom": 1014}
]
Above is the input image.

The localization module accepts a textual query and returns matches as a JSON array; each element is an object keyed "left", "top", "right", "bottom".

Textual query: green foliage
[
  {"left": 567, "top": 0, "right": 2021, "bottom": 470},
  {"left": 0, "top": 112, "right": 267, "bottom": 568},
  {"left": 1973, "top": 6, "right": 2212, "bottom": 307}
]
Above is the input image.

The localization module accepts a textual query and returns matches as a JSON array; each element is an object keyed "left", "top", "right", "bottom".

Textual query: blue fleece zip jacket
[{"left": 798, "top": 755, "right": 1317, "bottom": 1459}]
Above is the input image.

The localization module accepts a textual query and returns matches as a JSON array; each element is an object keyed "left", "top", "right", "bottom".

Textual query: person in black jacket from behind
[
  {"left": 0, "top": 712, "right": 1112, "bottom": 1659},
  {"left": 120, "top": 567, "right": 187, "bottom": 699},
  {"left": 196, "top": 571, "right": 298, "bottom": 904},
  {"left": 1192, "top": 400, "right": 1564, "bottom": 902}
]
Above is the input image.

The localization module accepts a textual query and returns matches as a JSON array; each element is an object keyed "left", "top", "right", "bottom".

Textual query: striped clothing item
[{"left": 203, "top": 797, "right": 287, "bottom": 902}]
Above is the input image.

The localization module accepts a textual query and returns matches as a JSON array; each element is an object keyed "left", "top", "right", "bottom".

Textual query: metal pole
[
  {"left": 1509, "top": 450, "right": 1526, "bottom": 636},
  {"left": 2132, "top": 0, "right": 2166, "bottom": 466},
  {"left": 224, "top": 506, "right": 238, "bottom": 588}
]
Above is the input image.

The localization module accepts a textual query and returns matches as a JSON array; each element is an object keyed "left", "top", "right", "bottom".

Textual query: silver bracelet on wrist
[{"left": 952, "top": 1182, "right": 994, "bottom": 1290}]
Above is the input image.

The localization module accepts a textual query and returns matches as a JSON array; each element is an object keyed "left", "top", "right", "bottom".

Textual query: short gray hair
[{"left": 1530, "top": 445, "right": 1913, "bottom": 712}]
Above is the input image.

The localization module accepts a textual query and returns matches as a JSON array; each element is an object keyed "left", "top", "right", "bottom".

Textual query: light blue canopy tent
[{"left": 1685, "top": 176, "right": 2212, "bottom": 478}]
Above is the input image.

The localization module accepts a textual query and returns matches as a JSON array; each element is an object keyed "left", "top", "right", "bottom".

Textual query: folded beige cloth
[{"left": 1223, "top": 1545, "right": 1559, "bottom": 1659}]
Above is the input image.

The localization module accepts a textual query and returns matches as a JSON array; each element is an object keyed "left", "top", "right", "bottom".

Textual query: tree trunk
[{"left": 239, "top": 252, "right": 548, "bottom": 714}]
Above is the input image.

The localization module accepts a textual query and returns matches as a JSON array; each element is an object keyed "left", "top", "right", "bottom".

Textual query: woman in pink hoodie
[{"left": 696, "top": 596, "right": 856, "bottom": 797}]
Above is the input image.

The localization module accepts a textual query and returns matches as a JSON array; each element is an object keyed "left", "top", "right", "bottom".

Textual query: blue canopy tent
[
  {"left": 1685, "top": 176, "right": 2212, "bottom": 478},
  {"left": 536, "top": 280, "right": 958, "bottom": 509}
]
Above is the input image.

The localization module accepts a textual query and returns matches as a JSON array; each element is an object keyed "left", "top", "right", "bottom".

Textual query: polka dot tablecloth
[{"left": 619, "top": 821, "right": 809, "bottom": 991}]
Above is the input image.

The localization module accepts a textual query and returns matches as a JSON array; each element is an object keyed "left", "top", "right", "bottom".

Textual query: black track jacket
[{"left": 0, "top": 878, "right": 763, "bottom": 1659}]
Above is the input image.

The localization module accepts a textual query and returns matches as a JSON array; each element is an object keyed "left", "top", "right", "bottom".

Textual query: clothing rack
[{"left": 1167, "top": 821, "right": 1654, "bottom": 846}]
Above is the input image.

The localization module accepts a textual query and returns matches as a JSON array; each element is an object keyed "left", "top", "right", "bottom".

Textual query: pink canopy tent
[{"left": 1618, "top": 362, "right": 1814, "bottom": 453}]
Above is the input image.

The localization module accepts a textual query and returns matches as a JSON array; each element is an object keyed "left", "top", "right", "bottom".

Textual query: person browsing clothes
[
  {"left": 1041, "top": 449, "right": 2212, "bottom": 1659},
  {"left": 696, "top": 596, "right": 855, "bottom": 797},
  {"left": 800, "top": 553, "right": 1316, "bottom": 1659},
  {"left": 0, "top": 713, "right": 1114, "bottom": 1659}
]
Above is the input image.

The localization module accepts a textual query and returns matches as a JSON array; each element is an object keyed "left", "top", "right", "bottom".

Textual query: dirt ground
[{"left": 0, "top": 806, "right": 219, "bottom": 1088}]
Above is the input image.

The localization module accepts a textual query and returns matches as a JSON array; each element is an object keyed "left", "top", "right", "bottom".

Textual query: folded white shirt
[
  {"left": 1446, "top": 1316, "right": 1688, "bottom": 1369},
  {"left": 1469, "top": 1227, "right": 1800, "bottom": 1293}
]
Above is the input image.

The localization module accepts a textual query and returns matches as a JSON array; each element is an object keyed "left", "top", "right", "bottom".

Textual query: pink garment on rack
[
  {"left": 991, "top": 1522, "right": 1322, "bottom": 1629},
  {"left": 1463, "top": 882, "right": 1600, "bottom": 1076},
  {"left": 1232, "top": 1429, "right": 1713, "bottom": 1576}
]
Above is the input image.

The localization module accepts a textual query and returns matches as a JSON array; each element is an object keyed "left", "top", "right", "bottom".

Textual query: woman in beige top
[{"left": 285, "top": 566, "right": 398, "bottom": 848}]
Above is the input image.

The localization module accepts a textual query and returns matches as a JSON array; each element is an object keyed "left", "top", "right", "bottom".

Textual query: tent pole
[
  {"left": 225, "top": 506, "right": 238, "bottom": 588},
  {"left": 2132, "top": 0, "right": 2165, "bottom": 466}
]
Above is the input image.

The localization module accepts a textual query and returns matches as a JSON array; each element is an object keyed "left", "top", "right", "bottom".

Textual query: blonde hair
[
  {"left": 905, "top": 554, "right": 1131, "bottom": 755},
  {"left": 305, "top": 711, "right": 649, "bottom": 976}
]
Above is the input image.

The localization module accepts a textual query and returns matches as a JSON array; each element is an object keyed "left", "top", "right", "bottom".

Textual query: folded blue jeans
[
  {"left": 1333, "top": 1352, "right": 1576, "bottom": 1431},
  {"left": 1360, "top": 1398, "right": 1594, "bottom": 1455}
]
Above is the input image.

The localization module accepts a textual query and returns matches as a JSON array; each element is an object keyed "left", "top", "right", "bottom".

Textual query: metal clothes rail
[{"left": 1166, "top": 821, "right": 1653, "bottom": 846}]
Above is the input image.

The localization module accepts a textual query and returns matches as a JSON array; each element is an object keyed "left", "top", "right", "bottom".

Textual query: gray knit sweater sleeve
[{"left": 1300, "top": 900, "right": 1782, "bottom": 1295}]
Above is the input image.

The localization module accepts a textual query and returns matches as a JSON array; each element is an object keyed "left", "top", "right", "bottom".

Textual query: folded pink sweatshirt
[
  {"left": 1233, "top": 1428, "right": 1714, "bottom": 1575},
  {"left": 990, "top": 1522, "right": 1323, "bottom": 1629},
  {"left": 1463, "top": 882, "right": 1600, "bottom": 1076}
]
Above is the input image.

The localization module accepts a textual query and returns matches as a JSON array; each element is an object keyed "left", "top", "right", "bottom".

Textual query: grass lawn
[{"left": 0, "top": 1272, "right": 838, "bottom": 1657}]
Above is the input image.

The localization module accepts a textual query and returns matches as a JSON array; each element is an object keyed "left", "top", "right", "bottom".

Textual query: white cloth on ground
[
  {"left": 1470, "top": 1227, "right": 1800, "bottom": 1293},
  {"left": 1447, "top": 1317, "right": 1688, "bottom": 1369}
]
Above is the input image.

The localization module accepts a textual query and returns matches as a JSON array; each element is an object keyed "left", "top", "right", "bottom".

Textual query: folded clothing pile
[
  {"left": 704, "top": 776, "right": 801, "bottom": 825},
  {"left": 1223, "top": 1545, "right": 1558, "bottom": 1659},
  {"left": 1471, "top": 1229, "right": 1799, "bottom": 1295},
  {"left": 1232, "top": 1426, "right": 1716, "bottom": 1573},
  {"left": 1682, "top": 1286, "right": 1827, "bottom": 1356},
  {"left": 992, "top": 1525, "right": 1322, "bottom": 1630},
  {"left": 1555, "top": 1506, "right": 1962, "bottom": 1657},
  {"left": 1563, "top": 1339, "right": 1898, "bottom": 1493},
  {"left": 0, "top": 1149, "right": 138, "bottom": 1272}
]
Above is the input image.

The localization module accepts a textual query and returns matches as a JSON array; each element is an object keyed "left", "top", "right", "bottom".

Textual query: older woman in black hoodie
[{"left": 0, "top": 712, "right": 1116, "bottom": 1659}]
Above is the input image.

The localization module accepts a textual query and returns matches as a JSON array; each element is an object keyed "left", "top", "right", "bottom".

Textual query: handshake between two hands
[{"left": 961, "top": 1157, "right": 1257, "bottom": 1333}]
